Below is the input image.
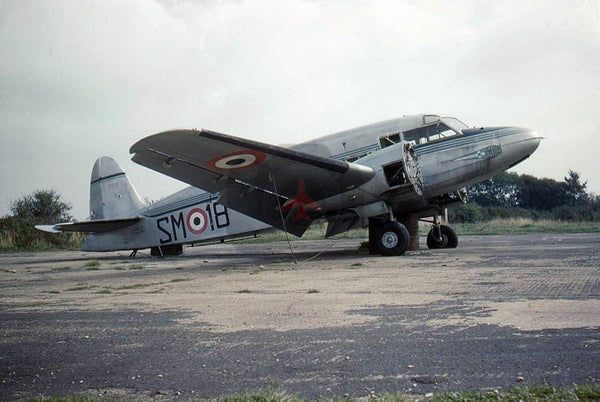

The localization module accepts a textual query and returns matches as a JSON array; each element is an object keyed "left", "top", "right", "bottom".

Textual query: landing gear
[
  {"left": 150, "top": 244, "right": 184, "bottom": 257},
  {"left": 369, "top": 219, "right": 410, "bottom": 256},
  {"left": 426, "top": 224, "right": 458, "bottom": 249}
]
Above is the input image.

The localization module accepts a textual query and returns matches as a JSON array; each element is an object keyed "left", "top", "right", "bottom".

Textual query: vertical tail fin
[{"left": 90, "top": 157, "right": 146, "bottom": 220}]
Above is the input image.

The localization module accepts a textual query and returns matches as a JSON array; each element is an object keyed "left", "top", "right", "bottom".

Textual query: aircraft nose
[{"left": 497, "top": 127, "right": 542, "bottom": 168}]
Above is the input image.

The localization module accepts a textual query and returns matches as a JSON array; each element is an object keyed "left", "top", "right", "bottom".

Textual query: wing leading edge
[{"left": 130, "top": 129, "right": 375, "bottom": 236}]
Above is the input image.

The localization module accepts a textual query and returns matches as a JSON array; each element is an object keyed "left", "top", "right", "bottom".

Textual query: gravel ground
[{"left": 0, "top": 233, "right": 598, "bottom": 400}]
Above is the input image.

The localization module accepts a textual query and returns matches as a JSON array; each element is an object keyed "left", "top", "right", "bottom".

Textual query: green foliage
[
  {"left": 449, "top": 204, "right": 600, "bottom": 223},
  {"left": 448, "top": 219, "right": 600, "bottom": 234},
  {"left": 468, "top": 170, "right": 594, "bottom": 211},
  {"left": 1, "top": 189, "right": 82, "bottom": 252},
  {"left": 564, "top": 169, "right": 589, "bottom": 206},
  {"left": 0, "top": 216, "right": 83, "bottom": 252},
  {"left": 518, "top": 174, "right": 566, "bottom": 210},
  {"left": 452, "top": 203, "right": 484, "bottom": 223},
  {"left": 468, "top": 171, "right": 521, "bottom": 207},
  {"left": 458, "top": 170, "right": 599, "bottom": 223},
  {"left": 10, "top": 189, "right": 72, "bottom": 224}
]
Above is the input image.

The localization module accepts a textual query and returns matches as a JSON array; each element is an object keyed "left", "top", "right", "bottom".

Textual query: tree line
[
  {"left": 1, "top": 171, "right": 598, "bottom": 251},
  {"left": 450, "top": 170, "right": 600, "bottom": 223},
  {"left": 0, "top": 190, "right": 81, "bottom": 251}
]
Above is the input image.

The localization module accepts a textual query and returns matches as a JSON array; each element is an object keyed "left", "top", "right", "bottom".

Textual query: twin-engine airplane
[{"left": 37, "top": 114, "right": 541, "bottom": 256}]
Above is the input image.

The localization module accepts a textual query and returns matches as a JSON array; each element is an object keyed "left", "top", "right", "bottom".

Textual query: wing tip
[
  {"left": 35, "top": 224, "right": 62, "bottom": 234},
  {"left": 129, "top": 129, "right": 201, "bottom": 154}
]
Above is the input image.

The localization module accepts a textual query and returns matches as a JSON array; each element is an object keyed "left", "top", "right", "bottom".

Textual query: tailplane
[{"left": 90, "top": 156, "right": 146, "bottom": 220}]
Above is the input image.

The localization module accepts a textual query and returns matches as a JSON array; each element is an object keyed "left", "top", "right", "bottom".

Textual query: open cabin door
[{"left": 380, "top": 138, "right": 424, "bottom": 197}]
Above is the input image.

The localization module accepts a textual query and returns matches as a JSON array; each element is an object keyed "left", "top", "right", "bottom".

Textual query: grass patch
[
  {"left": 64, "top": 286, "right": 97, "bottom": 292},
  {"left": 170, "top": 278, "right": 190, "bottom": 283},
  {"left": 52, "top": 266, "right": 70, "bottom": 271},
  {"left": 307, "top": 289, "right": 320, "bottom": 294},
  {"left": 95, "top": 289, "right": 112, "bottom": 294},
  {"left": 272, "top": 257, "right": 295, "bottom": 264},
  {"left": 350, "top": 262, "right": 363, "bottom": 267},
  {"left": 115, "top": 282, "right": 161, "bottom": 290},
  {"left": 112, "top": 266, "right": 125, "bottom": 270},
  {"left": 85, "top": 266, "right": 100, "bottom": 271},
  {"left": 143, "top": 289, "right": 165, "bottom": 294},
  {"left": 446, "top": 291, "right": 470, "bottom": 296},
  {"left": 128, "top": 265, "right": 144, "bottom": 270},
  {"left": 240, "top": 220, "right": 600, "bottom": 247},
  {"left": 432, "top": 383, "right": 600, "bottom": 401},
  {"left": 83, "top": 260, "right": 100, "bottom": 268},
  {"left": 447, "top": 218, "right": 600, "bottom": 236}
]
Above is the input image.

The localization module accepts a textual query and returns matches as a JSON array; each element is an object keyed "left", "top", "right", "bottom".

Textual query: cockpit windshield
[
  {"left": 441, "top": 117, "right": 468, "bottom": 131},
  {"left": 403, "top": 116, "right": 468, "bottom": 145},
  {"left": 379, "top": 115, "right": 470, "bottom": 149}
]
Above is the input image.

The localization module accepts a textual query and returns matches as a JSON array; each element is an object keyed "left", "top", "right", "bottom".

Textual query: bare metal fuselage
[{"left": 81, "top": 115, "right": 540, "bottom": 252}]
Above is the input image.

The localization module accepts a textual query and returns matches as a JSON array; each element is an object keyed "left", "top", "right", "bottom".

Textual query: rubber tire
[
  {"left": 426, "top": 225, "right": 458, "bottom": 249},
  {"left": 376, "top": 221, "right": 410, "bottom": 256}
]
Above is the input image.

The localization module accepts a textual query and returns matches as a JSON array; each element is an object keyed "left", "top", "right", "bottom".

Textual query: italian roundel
[
  {"left": 206, "top": 150, "right": 266, "bottom": 171},
  {"left": 187, "top": 208, "right": 208, "bottom": 234}
]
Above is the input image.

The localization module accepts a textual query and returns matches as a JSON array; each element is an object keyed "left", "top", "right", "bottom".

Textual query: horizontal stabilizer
[{"left": 35, "top": 217, "right": 141, "bottom": 234}]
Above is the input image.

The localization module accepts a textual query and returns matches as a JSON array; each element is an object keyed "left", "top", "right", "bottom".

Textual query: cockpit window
[
  {"left": 441, "top": 117, "right": 468, "bottom": 131},
  {"left": 403, "top": 122, "right": 456, "bottom": 145},
  {"left": 379, "top": 116, "right": 469, "bottom": 148},
  {"left": 403, "top": 116, "right": 468, "bottom": 145}
]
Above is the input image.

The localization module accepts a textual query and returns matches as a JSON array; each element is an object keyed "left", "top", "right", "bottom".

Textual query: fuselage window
[{"left": 379, "top": 133, "right": 401, "bottom": 149}]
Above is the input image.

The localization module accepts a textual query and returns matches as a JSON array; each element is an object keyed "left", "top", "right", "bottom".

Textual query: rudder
[{"left": 90, "top": 157, "right": 146, "bottom": 220}]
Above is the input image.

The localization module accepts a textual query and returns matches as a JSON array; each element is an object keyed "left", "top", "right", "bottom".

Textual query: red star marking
[{"left": 281, "top": 180, "right": 322, "bottom": 221}]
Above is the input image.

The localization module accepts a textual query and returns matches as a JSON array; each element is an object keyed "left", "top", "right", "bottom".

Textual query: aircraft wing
[
  {"left": 35, "top": 218, "right": 141, "bottom": 233},
  {"left": 130, "top": 129, "right": 375, "bottom": 236}
]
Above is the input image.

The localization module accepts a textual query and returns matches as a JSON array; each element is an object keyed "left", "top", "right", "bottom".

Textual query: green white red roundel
[
  {"left": 206, "top": 150, "right": 266, "bottom": 171},
  {"left": 187, "top": 208, "right": 208, "bottom": 234}
]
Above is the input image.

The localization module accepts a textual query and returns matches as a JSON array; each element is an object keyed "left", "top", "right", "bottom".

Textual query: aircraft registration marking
[
  {"left": 156, "top": 202, "right": 230, "bottom": 244},
  {"left": 207, "top": 150, "right": 266, "bottom": 171}
]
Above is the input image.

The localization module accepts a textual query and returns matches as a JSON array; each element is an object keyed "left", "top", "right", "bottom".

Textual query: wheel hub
[
  {"left": 381, "top": 231, "right": 399, "bottom": 249},
  {"left": 436, "top": 234, "right": 449, "bottom": 247}
]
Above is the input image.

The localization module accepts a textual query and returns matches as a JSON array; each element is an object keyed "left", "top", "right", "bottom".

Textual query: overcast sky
[{"left": 1, "top": 0, "right": 598, "bottom": 220}]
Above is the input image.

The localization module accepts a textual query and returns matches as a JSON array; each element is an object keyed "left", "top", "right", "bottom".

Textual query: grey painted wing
[{"left": 130, "top": 129, "right": 375, "bottom": 236}]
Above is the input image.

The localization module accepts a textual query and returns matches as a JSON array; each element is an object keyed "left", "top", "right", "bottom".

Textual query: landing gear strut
[
  {"left": 426, "top": 213, "right": 458, "bottom": 249},
  {"left": 150, "top": 244, "right": 184, "bottom": 257}
]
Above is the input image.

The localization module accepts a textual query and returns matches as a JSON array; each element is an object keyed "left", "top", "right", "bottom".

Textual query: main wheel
[
  {"left": 376, "top": 221, "right": 410, "bottom": 256},
  {"left": 426, "top": 225, "right": 458, "bottom": 249}
]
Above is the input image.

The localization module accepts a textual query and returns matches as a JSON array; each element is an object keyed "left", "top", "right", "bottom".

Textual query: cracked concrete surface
[{"left": 0, "top": 233, "right": 598, "bottom": 399}]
